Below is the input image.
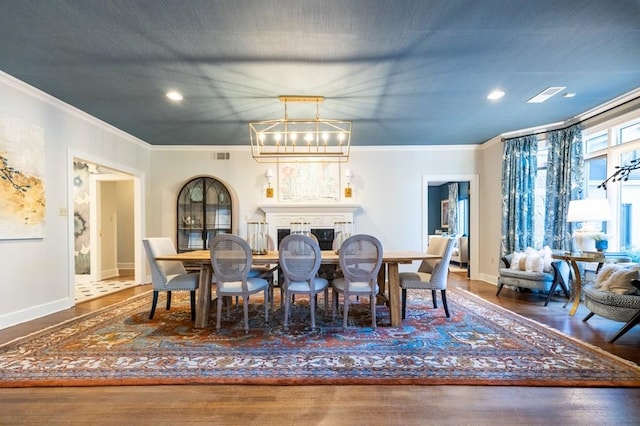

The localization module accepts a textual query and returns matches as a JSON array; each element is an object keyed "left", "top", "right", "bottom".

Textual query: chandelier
[{"left": 249, "top": 96, "right": 351, "bottom": 163}]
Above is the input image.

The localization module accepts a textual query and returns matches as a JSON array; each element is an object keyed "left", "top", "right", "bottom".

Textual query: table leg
[
  {"left": 195, "top": 264, "right": 212, "bottom": 328},
  {"left": 387, "top": 262, "right": 401, "bottom": 327},
  {"left": 376, "top": 264, "right": 388, "bottom": 305},
  {"left": 566, "top": 260, "right": 582, "bottom": 316}
]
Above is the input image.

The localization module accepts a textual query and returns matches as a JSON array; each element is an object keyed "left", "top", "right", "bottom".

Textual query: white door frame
[{"left": 422, "top": 174, "right": 479, "bottom": 280}]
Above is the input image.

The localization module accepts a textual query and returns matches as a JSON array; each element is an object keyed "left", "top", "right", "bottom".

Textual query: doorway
[
  {"left": 71, "top": 157, "right": 144, "bottom": 303},
  {"left": 423, "top": 174, "right": 479, "bottom": 280}
]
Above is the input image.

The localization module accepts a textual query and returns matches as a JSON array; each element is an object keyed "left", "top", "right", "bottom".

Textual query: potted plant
[{"left": 594, "top": 233, "right": 608, "bottom": 252}]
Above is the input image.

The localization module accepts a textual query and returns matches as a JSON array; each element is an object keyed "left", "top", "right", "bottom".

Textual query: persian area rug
[{"left": 2, "top": 288, "right": 640, "bottom": 387}]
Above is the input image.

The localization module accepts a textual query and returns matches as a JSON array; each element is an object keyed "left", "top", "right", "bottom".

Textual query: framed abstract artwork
[
  {"left": 0, "top": 115, "right": 46, "bottom": 239},
  {"left": 277, "top": 162, "right": 340, "bottom": 202}
]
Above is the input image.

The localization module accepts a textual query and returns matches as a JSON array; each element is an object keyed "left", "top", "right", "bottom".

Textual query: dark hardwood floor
[{"left": 1, "top": 272, "right": 639, "bottom": 425}]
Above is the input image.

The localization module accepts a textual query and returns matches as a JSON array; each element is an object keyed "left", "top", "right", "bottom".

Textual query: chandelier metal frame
[{"left": 249, "top": 95, "right": 351, "bottom": 163}]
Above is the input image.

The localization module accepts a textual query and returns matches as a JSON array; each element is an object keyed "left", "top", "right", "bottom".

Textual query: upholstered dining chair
[
  {"left": 278, "top": 234, "right": 329, "bottom": 329},
  {"left": 332, "top": 234, "right": 383, "bottom": 330},
  {"left": 142, "top": 237, "right": 199, "bottom": 320},
  {"left": 399, "top": 237, "right": 456, "bottom": 319},
  {"left": 210, "top": 234, "right": 269, "bottom": 333}
]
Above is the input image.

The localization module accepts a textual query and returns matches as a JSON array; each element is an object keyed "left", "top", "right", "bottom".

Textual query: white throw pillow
[
  {"left": 525, "top": 253, "right": 544, "bottom": 273},
  {"left": 595, "top": 264, "right": 621, "bottom": 289},
  {"left": 602, "top": 268, "right": 640, "bottom": 295},
  {"left": 510, "top": 252, "right": 525, "bottom": 270}
]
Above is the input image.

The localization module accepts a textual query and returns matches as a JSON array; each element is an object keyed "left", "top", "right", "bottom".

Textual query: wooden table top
[{"left": 156, "top": 250, "right": 439, "bottom": 264}]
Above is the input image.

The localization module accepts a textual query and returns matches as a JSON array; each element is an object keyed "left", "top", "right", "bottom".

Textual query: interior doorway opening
[{"left": 71, "top": 157, "right": 144, "bottom": 303}]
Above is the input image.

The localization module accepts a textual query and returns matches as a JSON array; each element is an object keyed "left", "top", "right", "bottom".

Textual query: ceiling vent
[
  {"left": 215, "top": 152, "right": 230, "bottom": 160},
  {"left": 527, "top": 87, "right": 566, "bottom": 103}
]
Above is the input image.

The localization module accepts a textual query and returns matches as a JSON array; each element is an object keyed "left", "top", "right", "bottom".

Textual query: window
[
  {"left": 533, "top": 139, "right": 547, "bottom": 248},
  {"left": 583, "top": 111, "right": 640, "bottom": 258}
]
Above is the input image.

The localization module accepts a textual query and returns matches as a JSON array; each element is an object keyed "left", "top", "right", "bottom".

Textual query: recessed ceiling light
[
  {"left": 166, "top": 90, "right": 184, "bottom": 102},
  {"left": 527, "top": 87, "right": 566, "bottom": 103},
  {"left": 563, "top": 92, "right": 576, "bottom": 98},
  {"left": 487, "top": 90, "right": 505, "bottom": 100}
]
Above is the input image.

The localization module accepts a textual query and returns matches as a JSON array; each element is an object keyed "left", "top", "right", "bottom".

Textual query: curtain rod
[{"left": 501, "top": 94, "right": 640, "bottom": 142}]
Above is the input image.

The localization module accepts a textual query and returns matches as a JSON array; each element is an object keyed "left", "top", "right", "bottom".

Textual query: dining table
[{"left": 155, "top": 249, "right": 441, "bottom": 328}]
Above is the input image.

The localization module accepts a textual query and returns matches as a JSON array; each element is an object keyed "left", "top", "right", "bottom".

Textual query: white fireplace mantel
[{"left": 257, "top": 203, "right": 360, "bottom": 242}]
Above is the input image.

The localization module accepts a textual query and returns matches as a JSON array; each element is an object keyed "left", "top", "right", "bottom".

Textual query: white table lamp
[{"left": 566, "top": 198, "right": 611, "bottom": 252}]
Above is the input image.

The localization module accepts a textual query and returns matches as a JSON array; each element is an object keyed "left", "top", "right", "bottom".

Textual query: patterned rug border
[{"left": 2, "top": 288, "right": 640, "bottom": 388}]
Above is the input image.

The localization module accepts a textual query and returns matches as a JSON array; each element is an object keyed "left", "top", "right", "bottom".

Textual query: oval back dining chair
[
  {"left": 332, "top": 234, "right": 383, "bottom": 330},
  {"left": 279, "top": 234, "right": 329, "bottom": 330},
  {"left": 142, "top": 237, "right": 199, "bottom": 321},
  {"left": 399, "top": 237, "right": 456, "bottom": 319},
  {"left": 210, "top": 234, "right": 269, "bottom": 333}
]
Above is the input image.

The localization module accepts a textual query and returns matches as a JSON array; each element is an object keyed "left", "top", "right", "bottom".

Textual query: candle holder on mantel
[{"left": 247, "top": 222, "right": 269, "bottom": 255}]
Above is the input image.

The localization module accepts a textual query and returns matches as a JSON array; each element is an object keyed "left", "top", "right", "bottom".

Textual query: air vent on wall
[
  {"left": 527, "top": 87, "right": 566, "bottom": 103},
  {"left": 216, "top": 152, "right": 230, "bottom": 160}
]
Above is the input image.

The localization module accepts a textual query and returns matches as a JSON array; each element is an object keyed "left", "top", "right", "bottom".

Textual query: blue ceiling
[{"left": 1, "top": 0, "right": 639, "bottom": 147}]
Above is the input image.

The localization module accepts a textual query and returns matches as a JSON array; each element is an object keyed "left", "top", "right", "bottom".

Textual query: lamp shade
[{"left": 566, "top": 198, "right": 612, "bottom": 223}]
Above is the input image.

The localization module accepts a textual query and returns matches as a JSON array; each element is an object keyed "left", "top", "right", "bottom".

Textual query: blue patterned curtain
[
  {"left": 544, "top": 124, "right": 584, "bottom": 251},
  {"left": 448, "top": 183, "right": 458, "bottom": 235},
  {"left": 501, "top": 135, "right": 538, "bottom": 255}
]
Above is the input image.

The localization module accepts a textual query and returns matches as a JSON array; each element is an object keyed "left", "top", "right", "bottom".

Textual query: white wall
[{"left": 0, "top": 71, "right": 150, "bottom": 329}]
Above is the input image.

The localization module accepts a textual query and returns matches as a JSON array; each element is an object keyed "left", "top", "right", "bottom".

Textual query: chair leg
[
  {"left": 370, "top": 294, "right": 376, "bottom": 329},
  {"left": 401, "top": 288, "right": 407, "bottom": 320},
  {"left": 284, "top": 290, "right": 290, "bottom": 330},
  {"left": 166, "top": 291, "right": 172, "bottom": 310},
  {"left": 496, "top": 282, "right": 505, "bottom": 296},
  {"left": 310, "top": 291, "right": 316, "bottom": 329},
  {"left": 332, "top": 289, "right": 338, "bottom": 320},
  {"left": 582, "top": 312, "right": 595, "bottom": 322},
  {"left": 243, "top": 295, "right": 250, "bottom": 334},
  {"left": 609, "top": 310, "right": 640, "bottom": 343},
  {"left": 441, "top": 290, "right": 450, "bottom": 318},
  {"left": 190, "top": 290, "right": 196, "bottom": 321},
  {"left": 216, "top": 293, "right": 223, "bottom": 332},
  {"left": 149, "top": 290, "right": 159, "bottom": 319},
  {"left": 431, "top": 289, "right": 438, "bottom": 308},
  {"left": 343, "top": 296, "right": 350, "bottom": 330},
  {"left": 264, "top": 289, "right": 269, "bottom": 322}
]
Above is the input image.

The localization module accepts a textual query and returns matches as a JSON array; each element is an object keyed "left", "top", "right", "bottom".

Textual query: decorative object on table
[
  {"left": 247, "top": 222, "right": 269, "bottom": 255},
  {"left": 333, "top": 221, "right": 353, "bottom": 254},
  {"left": 3, "top": 288, "right": 640, "bottom": 388},
  {"left": 594, "top": 233, "right": 609, "bottom": 252},
  {"left": 249, "top": 95, "right": 351, "bottom": 163},
  {"left": 566, "top": 198, "right": 611, "bottom": 252}
]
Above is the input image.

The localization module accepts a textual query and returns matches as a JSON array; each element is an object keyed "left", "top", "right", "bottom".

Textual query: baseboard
[{"left": 0, "top": 297, "right": 73, "bottom": 331}]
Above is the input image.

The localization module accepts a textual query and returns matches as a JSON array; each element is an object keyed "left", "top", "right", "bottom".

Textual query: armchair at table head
[
  {"left": 399, "top": 237, "right": 456, "bottom": 319},
  {"left": 210, "top": 234, "right": 269, "bottom": 334},
  {"left": 142, "top": 237, "right": 199, "bottom": 321},
  {"left": 278, "top": 234, "right": 329, "bottom": 330},
  {"left": 332, "top": 234, "right": 383, "bottom": 330}
]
